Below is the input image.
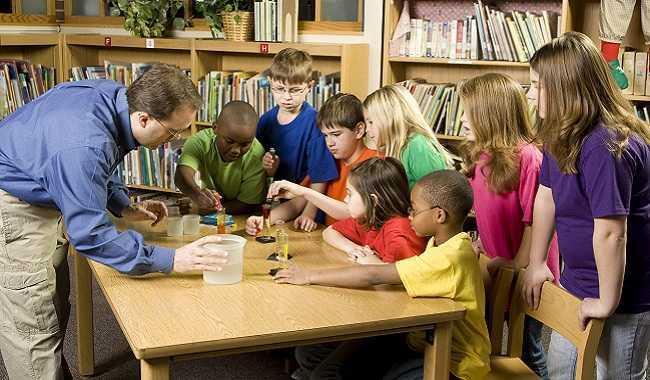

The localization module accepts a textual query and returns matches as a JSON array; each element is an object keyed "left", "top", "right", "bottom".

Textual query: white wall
[{"left": 0, "top": 0, "right": 383, "bottom": 92}]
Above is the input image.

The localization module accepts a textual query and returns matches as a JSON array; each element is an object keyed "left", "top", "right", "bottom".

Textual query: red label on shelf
[
  {"left": 104, "top": 36, "right": 112, "bottom": 47},
  {"left": 260, "top": 43, "right": 269, "bottom": 54}
]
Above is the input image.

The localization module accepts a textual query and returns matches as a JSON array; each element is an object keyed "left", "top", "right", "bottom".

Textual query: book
[
  {"left": 634, "top": 52, "right": 648, "bottom": 96},
  {"left": 622, "top": 51, "right": 636, "bottom": 95}
]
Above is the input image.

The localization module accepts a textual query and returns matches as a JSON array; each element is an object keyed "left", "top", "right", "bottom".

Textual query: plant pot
[{"left": 222, "top": 11, "right": 253, "bottom": 41}]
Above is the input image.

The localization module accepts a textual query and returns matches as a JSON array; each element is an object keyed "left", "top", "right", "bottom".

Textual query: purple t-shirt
[{"left": 540, "top": 124, "right": 650, "bottom": 313}]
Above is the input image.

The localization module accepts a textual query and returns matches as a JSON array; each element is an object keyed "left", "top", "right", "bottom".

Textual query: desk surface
[{"left": 88, "top": 219, "right": 465, "bottom": 361}]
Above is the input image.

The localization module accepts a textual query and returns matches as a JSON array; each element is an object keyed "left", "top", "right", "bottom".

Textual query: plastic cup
[
  {"left": 182, "top": 214, "right": 200, "bottom": 235},
  {"left": 203, "top": 234, "right": 247, "bottom": 285},
  {"left": 166, "top": 217, "right": 183, "bottom": 237}
]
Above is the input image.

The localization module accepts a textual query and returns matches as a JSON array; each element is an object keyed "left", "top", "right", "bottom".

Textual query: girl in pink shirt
[{"left": 458, "top": 73, "right": 559, "bottom": 379}]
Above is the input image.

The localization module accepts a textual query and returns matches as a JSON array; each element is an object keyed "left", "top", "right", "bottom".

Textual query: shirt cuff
[
  {"left": 107, "top": 189, "right": 131, "bottom": 217},
  {"left": 149, "top": 246, "right": 175, "bottom": 273}
]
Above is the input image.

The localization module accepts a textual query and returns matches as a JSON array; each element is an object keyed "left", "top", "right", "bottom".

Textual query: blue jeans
[
  {"left": 548, "top": 311, "right": 650, "bottom": 380},
  {"left": 523, "top": 316, "right": 550, "bottom": 380}
]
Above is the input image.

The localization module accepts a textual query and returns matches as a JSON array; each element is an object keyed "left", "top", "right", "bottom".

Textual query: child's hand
[
  {"left": 262, "top": 152, "right": 280, "bottom": 177},
  {"left": 193, "top": 189, "right": 222, "bottom": 214},
  {"left": 274, "top": 266, "right": 311, "bottom": 285},
  {"left": 268, "top": 180, "right": 306, "bottom": 200},
  {"left": 346, "top": 245, "right": 372, "bottom": 261},
  {"left": 356, "top": 254, "right": 384, "bottom": 265},
  {"left": 293, "top": 215, "right": 317, "bottom": 232},
  {"left": 472, "top": 237, "right": 484, "bottom": 258},
  {"left": 245, "top": 216, "right": 264, "bottom": 236}
]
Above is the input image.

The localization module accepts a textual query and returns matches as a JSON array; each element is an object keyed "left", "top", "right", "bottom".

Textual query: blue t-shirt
[
  {"left": 540, "top": 123, "right": 650, "bottom": 313},
  {"left": 256, "top": 103, "right": 338, "bottom": 184}
]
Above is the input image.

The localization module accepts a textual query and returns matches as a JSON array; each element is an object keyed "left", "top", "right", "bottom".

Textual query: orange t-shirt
[{"left": 325, "top": 147, "right": 380, "bottom": 225}]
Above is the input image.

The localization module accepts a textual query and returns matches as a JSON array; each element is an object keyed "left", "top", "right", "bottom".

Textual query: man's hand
[
  {"left": 192, "top": 189, "right": 222, "bottom": 214},
  {"left": 173, "top": 235, "right": 229, "bottom": 273},
  {"left": 122, "top": 200, "right": 168, "bottom": 226},
  {"left": 293, "top": 214, "right": 317, "bottom": 232},
  {"left": 262, "top": 152, "right": 280, "bottom": 177}
]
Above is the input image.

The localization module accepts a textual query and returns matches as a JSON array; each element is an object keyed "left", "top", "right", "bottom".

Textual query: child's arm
[
  {"left": 175, "top": 166, "right": 221, "bottom": 214},
  {"left": 274, "top": 264, "right": 402, "bottom": 288},
  {"left": 293, "top": 182, "right": 328, "bottom": 232},
  {"left": 323, "top": 226, "right": 364, "bottom": 256},
  {"left": 268, "top": 180, "right": 350, "bottom": 220}
]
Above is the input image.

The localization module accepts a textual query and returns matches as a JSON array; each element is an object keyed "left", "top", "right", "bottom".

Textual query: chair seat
[{"left": 486, "top": 356, "right": 539, "bottom": 380}]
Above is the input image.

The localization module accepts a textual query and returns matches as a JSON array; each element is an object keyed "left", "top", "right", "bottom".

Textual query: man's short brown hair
[
  {"left": 317, "top": 93, "right": 364, "bottom": 131},
  {"left": 126, "top": 63, "right": 201, "bottom": 120},
  {"left": 268, "top": 48, "right": 313, "bottom": 85}
]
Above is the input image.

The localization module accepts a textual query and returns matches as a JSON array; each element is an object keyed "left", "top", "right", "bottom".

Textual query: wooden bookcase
[
  {"left": 382, "top": 0, "right": 650, "bottom": 145},
  {"left": 0, "top": 33, "right": 62, "bottom": 82}
]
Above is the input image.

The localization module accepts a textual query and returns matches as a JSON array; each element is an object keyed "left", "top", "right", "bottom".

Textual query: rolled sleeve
[{"left": 46, "top": 147, "right": 174, "bottom": 275}]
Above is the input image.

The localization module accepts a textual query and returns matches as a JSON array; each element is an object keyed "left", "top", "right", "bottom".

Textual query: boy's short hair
[
  {"left": 317, "top": 93, "right": 364, "bottom": 131},
  {"left": 416, "top": 170, "right": 473, "bottom": 225},
  {"left": 268, "top": 48, "right": 313, "bottom": 85},
  {"left": 216, "top": 100, "right": 258, "bottom": 130}
]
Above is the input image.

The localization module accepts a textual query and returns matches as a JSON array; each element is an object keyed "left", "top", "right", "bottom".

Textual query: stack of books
[
  {"left": 0, "top": 60, "right": 56, "bottom": 120},
  {"left": 400, "top": 80, "right": 463, "bottom": 136},
  {"left": 117, "top": 140, "right": 184, "bottom": 192},
  {"left": 254, "top": 0, "right": 299, "bottom": 42},
  {"left": 634, "top": 103, "right": 650, "bottom": 123},
  {"left": 391, "top": 1, "right": 559, "bottom": 62},
  {"left": 620, "top": 51, "right": 650, "bottom": 96}
]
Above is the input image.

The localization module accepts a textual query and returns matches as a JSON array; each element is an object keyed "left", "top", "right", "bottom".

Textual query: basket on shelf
[{"left": 222, "top": 11, "right": 254, "bottom": 41}]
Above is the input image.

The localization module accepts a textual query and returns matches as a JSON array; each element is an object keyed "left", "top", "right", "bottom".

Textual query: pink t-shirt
[{"left": 469, "top": 143, "right": 560, "bottom": 282}]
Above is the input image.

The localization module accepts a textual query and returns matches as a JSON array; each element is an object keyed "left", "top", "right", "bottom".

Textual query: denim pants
[
  {"left": 548, "top": 310, "right": 650, "bottom": 380},
  {"left": 524, "top": 316, "right": 550, "bottom": 380}
]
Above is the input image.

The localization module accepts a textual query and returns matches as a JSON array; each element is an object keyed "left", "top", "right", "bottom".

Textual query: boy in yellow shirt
[{"left": 275, "top": 169, "right": 490, "bottom": 380}]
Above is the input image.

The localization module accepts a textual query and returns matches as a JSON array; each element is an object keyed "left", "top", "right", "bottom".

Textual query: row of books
[
  {"left": 196, "top": 71, "right": 340, "bottom": 124},
  {"left": 399, "top": 80, "right": 463, "bottom": 137},
  {"left": 254, "top": 0, "right": 298, "bottom": 42},
  {"left": 634, "top": 104, "right": 650, "bottom": 123},
  {"left": 116, "top": 140, "right": 183, "bottom": 192},
  {"left": 621, "top": 51, "right": 650, "bottom": 96},
  {"left": 70, "top": 61, "right": 191, "bottom": 85},
  {"left": 392, "top": 1, "right": 558, "bottom": 62},
  {"left": 0, "top": 60, "right": 56, "bottom": 120}
]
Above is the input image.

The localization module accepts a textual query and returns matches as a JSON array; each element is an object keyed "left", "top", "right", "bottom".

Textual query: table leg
[
  {"left": 423, "top": 321, "right": 453, "bottom": 380},
  {"left": 141, "top": 358, "right": 170, "bottom": 380},
  {"left": 73, "top": 248, "right": 95, "bottom": 376}
]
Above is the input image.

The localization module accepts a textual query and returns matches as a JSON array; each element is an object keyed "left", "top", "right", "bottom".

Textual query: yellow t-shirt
[{"left": 395, "top": 232, "right": 490, "bottom": 380}]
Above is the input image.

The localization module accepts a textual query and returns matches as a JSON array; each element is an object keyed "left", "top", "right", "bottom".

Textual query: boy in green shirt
[{"left": 175, "top": 101, "right": 265, "bottom": 214}]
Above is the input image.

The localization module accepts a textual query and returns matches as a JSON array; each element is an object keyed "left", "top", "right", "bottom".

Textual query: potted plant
[
  {"left": 194, "top": 0, "right": 254, "bottom": 41},
  {"left": 112, "top": 0, "right": 184, "bottom": 38}
]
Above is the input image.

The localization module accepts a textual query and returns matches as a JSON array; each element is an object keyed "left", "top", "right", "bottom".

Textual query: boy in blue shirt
[{"left": 256, "top": 48, "right": 338, "bottom": 231}]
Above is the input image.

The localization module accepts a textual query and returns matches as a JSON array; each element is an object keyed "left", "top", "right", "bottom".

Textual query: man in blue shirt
[{"left": 0, "top": 64, "right": 228, "bottom": 379}]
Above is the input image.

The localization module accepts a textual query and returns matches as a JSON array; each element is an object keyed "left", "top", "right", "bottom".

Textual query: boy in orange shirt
[{"left": 246, "top": 93, "right": 378, "bottom": 233}]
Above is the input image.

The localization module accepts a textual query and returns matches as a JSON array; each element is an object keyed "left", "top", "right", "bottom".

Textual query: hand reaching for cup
[{"left": 173, "top": 235, "right": 229, "bottom": 273}]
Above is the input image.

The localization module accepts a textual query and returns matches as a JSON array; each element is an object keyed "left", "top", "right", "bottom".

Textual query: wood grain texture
[{"left": 86, "top": 218, "right": 465, "bottom": 361}]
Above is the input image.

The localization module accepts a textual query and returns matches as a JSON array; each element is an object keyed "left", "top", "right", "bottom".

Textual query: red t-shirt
[{"left": 332, "top": 216, "right": 427, "bottom": 262}]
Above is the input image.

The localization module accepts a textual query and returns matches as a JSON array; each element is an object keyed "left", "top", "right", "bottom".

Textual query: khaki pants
[
  {"left": 0, "top": 189, "right": 70, "bottom": 380},
  {"left": 600, "top": 0, "right": 650, "bottom": 44}
]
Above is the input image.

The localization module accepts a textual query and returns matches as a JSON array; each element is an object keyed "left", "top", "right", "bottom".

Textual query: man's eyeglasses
[{"left": 152, "top": 116, "right": 184, "bottom": 141}]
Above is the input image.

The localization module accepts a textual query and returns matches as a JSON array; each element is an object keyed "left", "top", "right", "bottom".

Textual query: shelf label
[
  {"left": 145, "top": 38, "right": 155, "bottom": 49},
  {"left": 104, "top": 36, "right": 111, "bottom": 47},
  {"left": 260, "top": 43, "right": 269, "bottom": 54}
]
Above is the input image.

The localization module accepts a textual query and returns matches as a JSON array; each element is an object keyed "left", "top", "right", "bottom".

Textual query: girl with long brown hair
[{"left": 522, "top": 31, "right": 650, "bottom": 379}]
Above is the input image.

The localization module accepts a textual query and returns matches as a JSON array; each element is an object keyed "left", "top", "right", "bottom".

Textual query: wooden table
[{"left": 73, "top": 218, "right": 465, "bottom": 380}]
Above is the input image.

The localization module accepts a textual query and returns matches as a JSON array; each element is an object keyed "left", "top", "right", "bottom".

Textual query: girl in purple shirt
[{"left": 523, "top": 32, "right": 650, "bottom": 379}]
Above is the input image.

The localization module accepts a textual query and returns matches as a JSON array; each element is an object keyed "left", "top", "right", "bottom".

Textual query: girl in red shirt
[{"left": 324, "top": 157, "right": 426, "bottom": 264}]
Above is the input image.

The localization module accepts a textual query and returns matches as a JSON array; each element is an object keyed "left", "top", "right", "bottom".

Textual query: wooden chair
[
  {"left": 487, "top": 269, "right": 605, "bottom": 380},
  {"left": 485, "top": 266, "right": 516, "bottom": 355}
]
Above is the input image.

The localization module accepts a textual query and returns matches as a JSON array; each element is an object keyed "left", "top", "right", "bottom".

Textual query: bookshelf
[
  {"left": 127, "top": 184, "right": 182, "bottom": 195},
  {"left": 0, "top": 33, "right": 63, "bottom": 83}
]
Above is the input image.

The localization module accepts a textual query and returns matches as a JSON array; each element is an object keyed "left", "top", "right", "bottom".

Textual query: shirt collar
[{"left": 116, "top": 87, "right": 139, "bottom": 152}]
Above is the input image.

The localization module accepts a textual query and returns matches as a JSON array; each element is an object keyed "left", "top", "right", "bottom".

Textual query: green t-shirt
[
  {"left": 178, "top": 129, "right": 266, "bottom": 204},
  {"left": 400, "top": 133, "right": 448, "bottom": 189}
]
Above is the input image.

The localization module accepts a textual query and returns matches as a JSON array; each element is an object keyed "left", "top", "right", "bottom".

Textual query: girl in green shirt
[{"left": 363, "top": 84, "right": 453, "bottom": 189}]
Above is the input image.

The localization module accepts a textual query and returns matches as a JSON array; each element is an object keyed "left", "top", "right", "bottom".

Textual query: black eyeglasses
[{"left": 151, "top": 115, "right": 184, "bottom": 141}]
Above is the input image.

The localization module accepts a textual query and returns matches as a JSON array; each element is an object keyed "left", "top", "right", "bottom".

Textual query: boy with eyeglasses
[{"left": 256, "top": 48, "right": 338, "bottom": 232}]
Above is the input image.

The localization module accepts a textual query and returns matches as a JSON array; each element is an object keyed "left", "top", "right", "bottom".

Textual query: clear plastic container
[
  {"left": 203, "top": 234, "right": 247, "bottom": 285},
  {"left": 166, "top": 216, "right": 183, "bottom": 237},
  {"left": 182, "top": 214, "right": 200, "bottom": 235}
]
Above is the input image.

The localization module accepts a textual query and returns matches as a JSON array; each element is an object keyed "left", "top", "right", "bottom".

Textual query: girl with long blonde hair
[
  {"left": 523, "top": 31, "right": 650, "bottom": 380},
  {"left": 363, "top": 84, "right": 453, "bottom": 189},
  {"left": 459, "top": 73, "right": 559, "bottom": 379}
]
